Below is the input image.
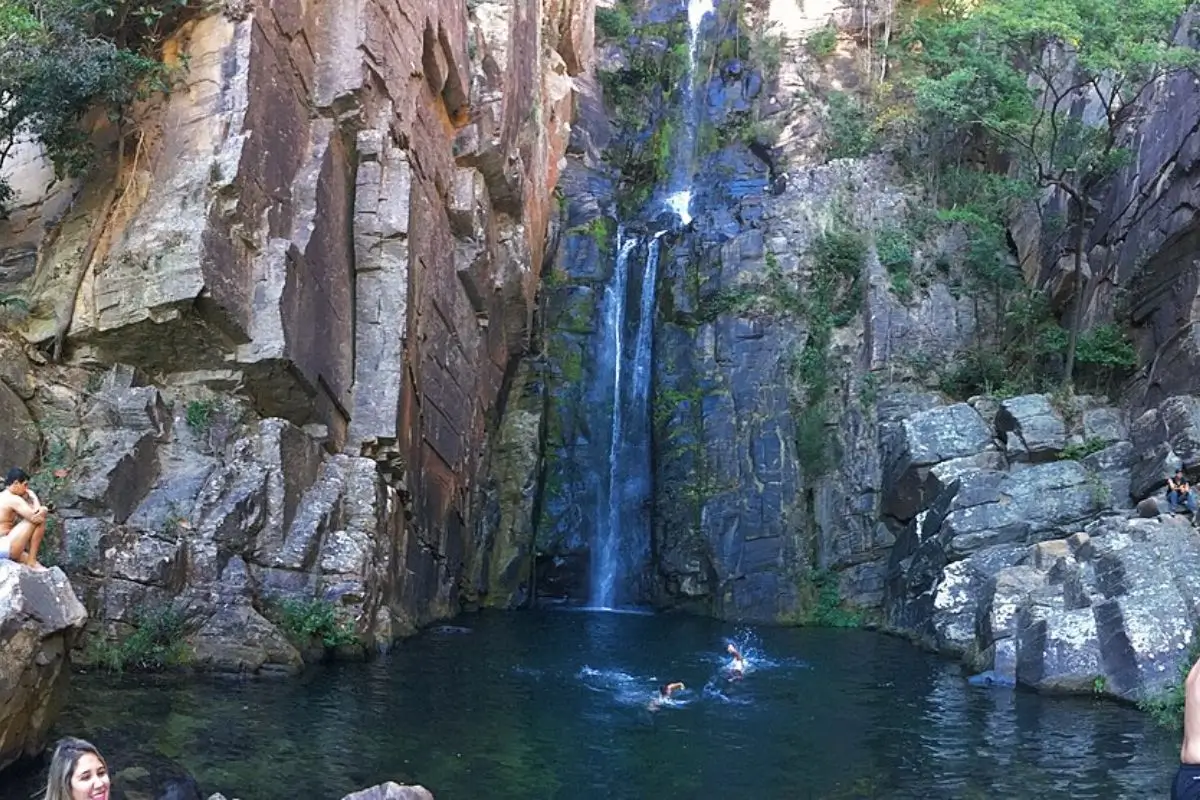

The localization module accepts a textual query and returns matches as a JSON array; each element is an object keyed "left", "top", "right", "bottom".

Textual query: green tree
[
  {"left": 0, "top": 0, "right": 190, "bottom": 212},
  {"left": 904, "top": 0, "right": 1196, "bottom": 384}
]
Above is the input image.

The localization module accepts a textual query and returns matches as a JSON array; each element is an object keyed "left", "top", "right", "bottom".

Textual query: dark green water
[{"left": 5, "top": 610, "right": 1181, "bottom": 799}]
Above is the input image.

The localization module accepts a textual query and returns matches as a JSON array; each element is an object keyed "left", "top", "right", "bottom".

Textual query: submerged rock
[
  {"left": 341, "top": 784, "right": 435, "bottom": 800},
  {"left": 0, "top": 562, "right": 87, "bottom": 772}
]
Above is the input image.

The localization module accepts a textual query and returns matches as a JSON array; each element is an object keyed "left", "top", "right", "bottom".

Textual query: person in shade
[
  {"left": 726, "top": 643, "right": 746, "bottom": 679},
  {"left": 1174, "top": 655, "right": 1200, "bottom": 800},
  {"left": 648, "top": 681, "right": 686, "bottom": 712}
]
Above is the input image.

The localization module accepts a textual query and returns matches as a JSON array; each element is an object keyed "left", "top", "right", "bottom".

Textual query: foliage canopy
[{"left": 0, "top": 0, "right": 191, "bottom": 211}]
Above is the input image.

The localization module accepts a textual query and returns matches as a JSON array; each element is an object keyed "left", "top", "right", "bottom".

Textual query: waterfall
[
  {"left": 592, "top": 233, "right": 637, "bottom": 608},
  {"left": 589, "top": 0, "right": 715, "bottom": 609},
  {"left": 664, "top": 0, "right": 718, "bottom": 226}
]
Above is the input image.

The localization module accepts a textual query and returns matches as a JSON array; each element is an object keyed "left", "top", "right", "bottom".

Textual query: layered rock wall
[{"left": 0, "top": 0, "right": 593, "bottom": 666}]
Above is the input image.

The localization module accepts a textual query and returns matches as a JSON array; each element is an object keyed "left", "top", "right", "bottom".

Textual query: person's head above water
[
  {"left": 45, "top": 737, "right": 110, "bottom": 800},
  {"left": 660, "top": 682, "right": 685, "bottom": 698}
]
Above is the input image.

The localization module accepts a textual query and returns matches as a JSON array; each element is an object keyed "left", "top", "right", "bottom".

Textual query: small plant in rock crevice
[
  {"left": 87, "top": 605, "right": 195, "bottom": 672},
  {"left": 185, "top": 398, "right": 219, "bottom": 434},
  {"left": 806, "top": 25, "right": 837, "bottom": 58},
  {"left": 1060, "top": 438, "right": 1107, "bottom": 462},
  {"left": 784, "top": 569, "right": 864, "bottom": 628},
  {"left": 273, "top": 597, "right": 360, "bottom": 649}
]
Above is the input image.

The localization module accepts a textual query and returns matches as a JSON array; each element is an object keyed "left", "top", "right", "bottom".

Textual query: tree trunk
[{"left": 1062, "top": 193, "right": 1089, "bottom": 387}]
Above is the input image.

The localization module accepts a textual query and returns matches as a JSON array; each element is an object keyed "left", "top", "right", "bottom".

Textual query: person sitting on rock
[
  {"left": 0, "top": 467, "right": 49, "bottom": 570},
  {"left": 1168, "top": 470, "right": 1199, "bottom": 516},
  {"left": 1172, "top": 653, "right": 1200, "bottom": 799},
  {"left": 648, "top": 681, "right": 686, "bottom": 711}
]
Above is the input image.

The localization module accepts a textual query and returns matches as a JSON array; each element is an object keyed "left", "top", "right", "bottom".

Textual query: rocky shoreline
[{"left": 883, "top": 391, "right": 1200, "bottom": 702}]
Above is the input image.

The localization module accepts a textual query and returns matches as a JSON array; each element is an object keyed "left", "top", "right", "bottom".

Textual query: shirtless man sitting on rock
[{"left": 0, "top": 467, "right": 49, "bottom": 570}]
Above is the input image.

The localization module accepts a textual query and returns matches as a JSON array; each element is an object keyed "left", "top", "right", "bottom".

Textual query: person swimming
[
  {"left": 726, "top": 643, "right": 746, "bottom": 679},
  {"left": 648, "top": 681, "right": 685, "bottom": 711}
]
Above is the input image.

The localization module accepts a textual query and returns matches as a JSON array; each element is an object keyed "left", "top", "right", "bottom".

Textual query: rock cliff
[
  {"left": 0, "top": 0, "right": 593, "bottom": 668},
  {"left": 471, "top": 0, "right": 1200, "bottom": 706}
]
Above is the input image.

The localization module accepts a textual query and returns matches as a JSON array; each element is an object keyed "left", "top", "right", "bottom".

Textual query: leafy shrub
[
  {"left": 185, "top": 399, "right": 218, "bottom": 433},
  {"left": 1076, "top": 324, "right": 1136, "bottom": 369},
  {"left": 89, "top": 605, "right": 193, "bottom": 672},
  {"left": 1060, "top": 438, "right": 1107, "bottom": 462},
  {"left": 877, "top": 228, "right": 915, "bottom": 302},
  {"left": 594, "top": 5, "right": 633, "bottom": 40},
  {"left": 806, "top": 25, "right": 838, "bottom": 58},
  {"left": 825, "top": 91, "right": 874, "bottom": 159},
  {"left": 788, "top": 569, "right": 863, "bottom": 627},
  {"left": 276, "top": 598, "right": 359, "bottom": 649},
  {"left": 0, "top": 0, "right": 194, "bottom": 211}
]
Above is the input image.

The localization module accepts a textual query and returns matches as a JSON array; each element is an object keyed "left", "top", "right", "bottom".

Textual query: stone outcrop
[
  {"left": 210, "top": 784, "right": 434, "bottom": 800},
  {"left": 0, "top": 0, "right": 594, "bottom": 665},
  {"left": 1079, "top": 8, "right": 1200, "bottom": 413},
  {"left": 0, "top": 563, "right": 87, "bottom": 772},
  {"left": 340, "top": 784, "right": 436, "bottom": 800},
  {"left": 898, "top": 515, "right": 1200, "bottom": 700}
]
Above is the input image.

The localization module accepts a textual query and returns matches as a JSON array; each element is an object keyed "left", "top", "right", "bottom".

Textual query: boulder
[
  {"left": 937, "top": 461, "right": 1106, "bottom": 557},
  {"left": 995, "top": 394, "right": 1067, "bottom": 462},
  {"left": 1081, "top": 405, "right": 1128, "bottom": 445},
  {"left": 1080, "top": 441, "right": 1135, "bottom": 509},
  {"left": 1129, "top": 407, "right": 1177, "bottom": 501},
  {"left": 0, "top": 562, "right": 88, "bottom": 772},
  {"left": 187, "top": 604, "right": 303, "bottom": 675},
  {"left": 341, "top": 784, "right": 435, "bottom": 800},
  {"left": 881, "top": 402, "right": 994, "bottom": 521},
  {"left": 1162, "top": 395, "right": 1200, "bottom": 467},
  {"left": 898, "top": 514, "right": 1200, "bottom": 700}
]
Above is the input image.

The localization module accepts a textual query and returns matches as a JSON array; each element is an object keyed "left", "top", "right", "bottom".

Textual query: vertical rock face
[
  {"left": 0, "top": 0, "right": 592, "bottom": 663},
  {"left": 1077, "top": 9, "right": 1200, "bottom": 411},
  {"left": 0, "top": 563, "right": 87, "bottom": 772}
]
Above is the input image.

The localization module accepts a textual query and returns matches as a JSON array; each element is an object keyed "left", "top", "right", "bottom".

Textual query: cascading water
[
  {"left": 589, "top": 0, "right": 716, "bottom": 609},
  {"left": 664, "top": 0, "right": 718, "bottom": 226},
  {"left": 592, "top": 232, "right": 637, "bottom": 609}
]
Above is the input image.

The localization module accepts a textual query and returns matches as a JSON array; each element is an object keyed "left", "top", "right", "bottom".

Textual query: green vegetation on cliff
[
  {"left": 0, "top": 0, "right": 191, "bottom": 211},
  {"left": 87, "top": 605, "right": 193, "bottom": 672},
  {"left": 834, "top": 0, "right": 1190, "bottom": 397}
]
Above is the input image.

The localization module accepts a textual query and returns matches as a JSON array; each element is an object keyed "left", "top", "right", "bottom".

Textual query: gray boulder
[
  {"left": 0, "top": 562, "right": 87, "bottom": 771},
  {"left": 1080, "top": 441, "right": 1135, "bottom": 509},
  {"left": 1081, "top": 405, "right": 1128, "bottom": 445},
  {"left": 938, "top": 461, "right": 1106, "bottom": 557},
  {"left": 995, "top": 394, "right": 1067, "bottom": 463},
  {"left": 907, "top": 515, "right": 1200, "bottom": 700},
  {"left": 341, "top": 784, "right": 436, "bottom": 800},
  {"left": 881, "top": 402, "right": 994, "bottom": 521}
]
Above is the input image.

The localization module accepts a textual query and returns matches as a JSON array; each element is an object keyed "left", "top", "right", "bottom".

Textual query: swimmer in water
[
  {"left": 726, "top": 643, "right": 746, "bottom": 679},
  {"left": 648, "top": 681, "right": 685, "bottom": 711}
]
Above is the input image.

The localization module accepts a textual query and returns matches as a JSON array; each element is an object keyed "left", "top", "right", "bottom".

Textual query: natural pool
[{"left": 5, "top": 610, "right": 1181, "bottom": 799}]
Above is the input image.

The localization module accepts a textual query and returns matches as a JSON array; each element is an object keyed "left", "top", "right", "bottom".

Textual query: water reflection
[{"left": 6, "top": 613, "right": 1181, "bottom": 800}]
